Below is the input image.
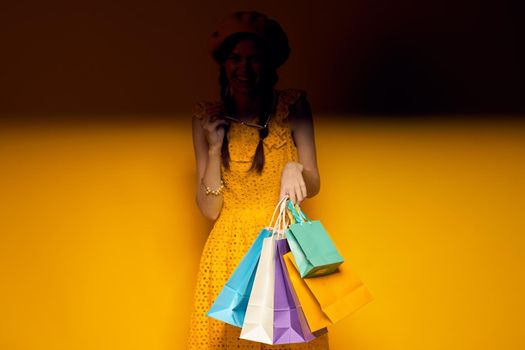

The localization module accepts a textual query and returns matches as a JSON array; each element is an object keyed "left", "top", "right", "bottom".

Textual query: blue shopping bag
[
  {"left": 286, "top": 201, "right": 344, "bottom": 278},
  {"left": 207, "top": 228, "right": 271, "bottom": 327}
]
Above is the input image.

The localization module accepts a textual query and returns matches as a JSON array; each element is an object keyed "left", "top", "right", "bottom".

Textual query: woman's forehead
[{"left": 231, "top": 39, "right": 263, "bottom": 54}]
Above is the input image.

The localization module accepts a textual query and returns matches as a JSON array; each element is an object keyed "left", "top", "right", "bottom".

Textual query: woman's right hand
[{"left": 199, "top": 103, "right": 229, "bottom": 149}]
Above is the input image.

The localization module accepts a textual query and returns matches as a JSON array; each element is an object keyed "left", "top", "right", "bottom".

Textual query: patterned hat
[{"left": 208, "top": 11, "right": 290, "bottom": 68}]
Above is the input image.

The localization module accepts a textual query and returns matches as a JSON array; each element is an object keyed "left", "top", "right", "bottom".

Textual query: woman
[{"left": 187, "top": 11, "right": 329, "bottom": 349}]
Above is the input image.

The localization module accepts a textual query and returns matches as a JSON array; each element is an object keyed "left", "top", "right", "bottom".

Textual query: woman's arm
[
  {"left": 192, "top": 108, "right": 228, "bottom": 220},
  {"left": 280, "top": 92, "right": 321, "bottom": 204}
]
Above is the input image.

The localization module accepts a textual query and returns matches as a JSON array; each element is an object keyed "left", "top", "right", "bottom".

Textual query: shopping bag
[
  {"left": 286, "top": 201, "right": 344, "bottom": 278},
  {"left": 273, "top": 238, "right": 316, "bottom": 344},
  {"left": 240, "top": 195, "right": 289, "bottom": 344},
  {"left": 206, "top": 227, "right": 271, "bottom": 327},
  {"left": 285, "top": 251, "right": 374, "bottom": 324},
  {"left": 239, "top": 234, "right": 277, "bottom": 344},
  {"left": 283, "top": 252, "right": 333, "bottom": 332}
]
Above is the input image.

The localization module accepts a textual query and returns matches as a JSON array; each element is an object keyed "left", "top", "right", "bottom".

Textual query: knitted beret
[{"left": 208, "top": 11, "right": 290, "bottom": 68}]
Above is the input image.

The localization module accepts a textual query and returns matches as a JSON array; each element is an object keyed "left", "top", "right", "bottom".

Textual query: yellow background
[{"left": 0, "top": 117, "right": 523, "bottom": 349}]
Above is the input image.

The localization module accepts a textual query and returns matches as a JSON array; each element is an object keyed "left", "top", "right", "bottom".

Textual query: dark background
[{"left": 1, "top": 0, "right": 523, "bottom": 117}]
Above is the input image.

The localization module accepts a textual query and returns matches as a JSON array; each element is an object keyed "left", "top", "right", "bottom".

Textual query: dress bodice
[{"left": 193, "top": 88, "right": 306, "bottom": 218}]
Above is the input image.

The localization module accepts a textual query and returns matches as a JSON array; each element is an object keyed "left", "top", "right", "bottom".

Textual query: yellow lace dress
[{"left": 187, "top": 88, "right": 330, "bottom": 349}]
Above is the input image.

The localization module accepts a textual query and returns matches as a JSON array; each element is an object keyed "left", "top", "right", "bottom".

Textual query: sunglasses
[
  {"left": 222, "top": 115, "right": 272, "bottom": 130},
  {"left": 220, "top": 90, "right": 278, "bottom": 129}
]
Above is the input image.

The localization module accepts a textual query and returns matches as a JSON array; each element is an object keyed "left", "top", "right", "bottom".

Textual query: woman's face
[{"left": 223, "top": 39, "right": 266, "bottom": 95}]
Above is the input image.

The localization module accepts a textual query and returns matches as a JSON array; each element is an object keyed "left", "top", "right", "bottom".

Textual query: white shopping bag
[
  {"left": 240, "top": 196, "right": 289, "bottom": 344},
  {"left": 239, "top": 235, "right": 276, "bottom": 344}
]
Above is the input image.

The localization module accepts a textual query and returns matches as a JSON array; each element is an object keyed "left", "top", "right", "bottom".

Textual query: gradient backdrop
[{"left": 0, "top": 1, "right": 524, "bottom": 350}]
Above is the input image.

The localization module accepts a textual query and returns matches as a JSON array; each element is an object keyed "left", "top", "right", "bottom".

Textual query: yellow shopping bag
[
  {"left": 283, "top": 252, "right": 374, "bottom": 326},
  {"left": 283, "top": 253, "right": 332, "bottom": 332}
]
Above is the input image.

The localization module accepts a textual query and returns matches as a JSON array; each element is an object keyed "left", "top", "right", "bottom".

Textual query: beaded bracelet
[{"left": 202, "top": 179, "right": 224, "bottom": 196}]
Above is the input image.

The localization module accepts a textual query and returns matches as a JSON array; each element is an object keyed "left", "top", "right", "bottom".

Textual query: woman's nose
[{"left": 236, "top": 58, "right": 253, "bottom": 71}]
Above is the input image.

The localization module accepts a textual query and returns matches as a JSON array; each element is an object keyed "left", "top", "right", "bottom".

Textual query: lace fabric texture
[{"left": 187, "top": 89, "right": 330, "bottom": 349}]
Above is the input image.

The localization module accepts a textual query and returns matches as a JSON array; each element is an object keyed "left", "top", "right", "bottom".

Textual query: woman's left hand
[{"left": 279, "top": 161, "right": 307, "bottom": 204}]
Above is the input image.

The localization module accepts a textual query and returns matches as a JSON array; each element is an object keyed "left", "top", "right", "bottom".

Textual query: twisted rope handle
[
  {"left": 287, "top": 200, "right": 310, "bottom": 224},
  {"left": 273, "top": 196, "right": 291, "bottom": 239},
  {"left": 267, "top": 195, "right": 289, "bottom": 231}
]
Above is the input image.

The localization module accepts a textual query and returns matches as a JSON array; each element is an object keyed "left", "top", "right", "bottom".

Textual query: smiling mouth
[{"left": 235, "top": 75, "right": 254, "bottom": 84}]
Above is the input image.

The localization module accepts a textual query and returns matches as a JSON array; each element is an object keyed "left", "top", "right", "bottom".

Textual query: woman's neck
[
  {"left": 232, "top": 93, "right": 262, "bottom": 120},
  {"left": 230, "top": 89, "right": 276, "bottom": 121}
]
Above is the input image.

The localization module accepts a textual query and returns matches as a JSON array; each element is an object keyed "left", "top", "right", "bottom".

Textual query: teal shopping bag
[
  {"left": 207, "top": 228, "right": 271, "bottom": 327},
  {"left": 286, "top": 201, "right": 344, "bottom": 278}
]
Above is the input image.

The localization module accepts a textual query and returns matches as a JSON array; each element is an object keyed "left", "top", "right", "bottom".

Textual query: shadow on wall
[
  {"left": 353, "top": 37, "right": 454, "bottom": 115},
  {"left": 349, "top": 31, "right": 524, "bottom": 117}
]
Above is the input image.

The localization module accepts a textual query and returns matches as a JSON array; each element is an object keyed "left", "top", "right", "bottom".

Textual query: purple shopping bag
[{"left": 273, "top": 238, "right": 316, "bottom": 344}]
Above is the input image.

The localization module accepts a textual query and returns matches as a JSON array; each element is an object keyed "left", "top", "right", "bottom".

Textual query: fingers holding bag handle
[{"left": 269, "top": 195, "right": 309, "bottom": 239}]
